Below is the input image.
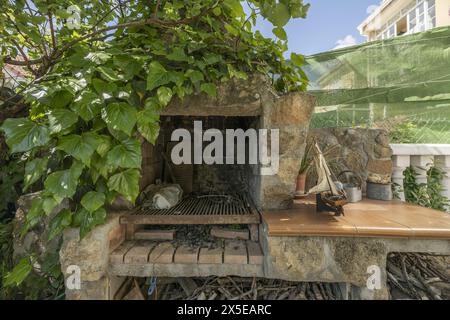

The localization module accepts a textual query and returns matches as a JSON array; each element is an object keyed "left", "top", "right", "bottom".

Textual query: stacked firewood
[
  {"left": 147, "top": 277, "right": 345, "bottom": 300},
  {"left": 387, "top": 253, "right": 450, "bottom": 300}
]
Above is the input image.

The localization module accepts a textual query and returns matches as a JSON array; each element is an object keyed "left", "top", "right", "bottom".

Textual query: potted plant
[
  {"left": 296, "top": 142, "right": 314, "bottom": 197},
  {"left": 295, "top": 141, "right": 340, "bottom": 198}
]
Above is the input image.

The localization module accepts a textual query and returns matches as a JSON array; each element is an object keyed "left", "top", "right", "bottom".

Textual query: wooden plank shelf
[{"left": 109, "top": 240, "right": 265, "bottom": 278}]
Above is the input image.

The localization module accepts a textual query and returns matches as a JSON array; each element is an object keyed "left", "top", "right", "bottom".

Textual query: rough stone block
[
  {"left": 367, "top": 159, "right": 393, "bottom": 175},
  {"left": 271, "top": 92, "right": 315, "bottom": 126},
  {"left": 367, "top": 173, "right": 391, "bottom": 185},
  {"left": 375, "top": 132, "right": 390, "bottom": 146},
  {"left": 278, "top": 126, "right": 308, "bottom": 157},
  {"left": 374, "top": 144, "right": 393, "bottom": 159},
  {"left": 60, "top": 214, "right": 123, "bottom": 282},
  {"left": 108, "top": 224, "right": 125, "bottom": 252}
]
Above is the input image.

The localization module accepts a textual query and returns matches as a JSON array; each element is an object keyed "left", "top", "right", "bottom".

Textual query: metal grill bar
[
  {"left": 122, "top": 193, "right": 260, "bottom": 225},
  {"left": 132, "top": 194, "right": 253, "bottom": 217}
]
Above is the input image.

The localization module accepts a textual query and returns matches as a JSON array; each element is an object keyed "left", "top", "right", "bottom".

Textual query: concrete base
[
  {"left": 60, "top": 215, "right": 450, "bottom": 300},
  {"left": 109, "top": 263, "right": 264, "bottom": 278},
  {"left": 260, "top": 222, "right": 450, "bottom": 300}
]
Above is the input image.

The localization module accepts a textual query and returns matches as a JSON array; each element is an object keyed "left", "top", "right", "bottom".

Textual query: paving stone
[
  {"left": 124, "top": 241, "right": 156, "bottom": 264},
  {"left": 224, "top": 240, "right": 248, "bottom": 264},
  {"left": 148, "top": 242, "right": 175, "bottom": 264},
  {"left": 198, "top": 247, "right": 223, "bottom": 264},
  {"left": 174, "top": 245, "right": 199, "bottom": 264}
]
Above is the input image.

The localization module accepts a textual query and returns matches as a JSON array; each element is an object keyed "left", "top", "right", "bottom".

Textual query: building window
[
  {"left": 408, "top": 0, "right": 436, "bottom": 33},
  {"left": 374, "top": 0, "right": 436, "bottom": 41}
]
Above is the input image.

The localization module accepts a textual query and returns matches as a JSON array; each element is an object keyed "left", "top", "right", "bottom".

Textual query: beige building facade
[{"left": 359, "top": 0, "right": 450, "bottom": 41}]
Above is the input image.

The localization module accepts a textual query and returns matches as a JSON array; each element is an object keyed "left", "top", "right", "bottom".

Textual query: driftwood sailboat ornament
[{"left": 308, "top": 143, "right": 347, "bottom": 216}]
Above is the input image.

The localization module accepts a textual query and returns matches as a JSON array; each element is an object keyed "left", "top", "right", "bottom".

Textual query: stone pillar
[
  {"left": 435, "top": 155, "right": 450, "bottom": 200},
  {"left": 392, "top": 155, "right": 410, "bottom": 201},
  {"left": 259, "top": 92, "right": 315, "bottom": 210},
  {"left": 411, "top": 155, "right": 434, "bottom": 185},
  {"left": 59, "top": 214, "right": 126, "bottom": 300}
]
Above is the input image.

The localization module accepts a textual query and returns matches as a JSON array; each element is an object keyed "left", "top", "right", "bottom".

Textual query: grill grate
[{"left": 133, "top": 193, "right": 255, "bottom": 217}]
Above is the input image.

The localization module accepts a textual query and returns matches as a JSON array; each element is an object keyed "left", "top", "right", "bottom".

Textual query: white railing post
[
  {"left": 435, "top": 155, "right": 450, "bottom": 200},
  {"left": 391, "top": 144, "right": 450, "bottom": 203},
  {"left": 411, "top": 155, "right": 434, "bottom": 185},
  {"left": 392, "top": 155, "right": 410, "bottom": 201}
]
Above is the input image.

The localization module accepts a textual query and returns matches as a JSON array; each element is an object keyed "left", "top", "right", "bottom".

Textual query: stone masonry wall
[{"left": 308, "top": 128, "right": 393, "bottom": 193}]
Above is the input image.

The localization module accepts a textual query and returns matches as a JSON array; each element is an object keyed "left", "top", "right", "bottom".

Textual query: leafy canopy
[{"left": 0, "top": 0, "right": 309, "bottom": 243}]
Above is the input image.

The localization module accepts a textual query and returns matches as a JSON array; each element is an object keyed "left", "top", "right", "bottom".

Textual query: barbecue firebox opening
[
  {"left": 141, "top": 115, "right": 262, "bottom": 210},
  {"left": 133, "top": 115, "right": 262, "bottom": 237}
]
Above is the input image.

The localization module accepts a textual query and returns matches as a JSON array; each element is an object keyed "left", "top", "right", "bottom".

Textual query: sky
[{"left": 253, "top": 0, "right": 381, "bottom": 56}]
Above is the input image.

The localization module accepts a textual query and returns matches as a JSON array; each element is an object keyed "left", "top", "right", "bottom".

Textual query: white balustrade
[{"left": 390, "top": 144, "right": 450, "bottom": 202}]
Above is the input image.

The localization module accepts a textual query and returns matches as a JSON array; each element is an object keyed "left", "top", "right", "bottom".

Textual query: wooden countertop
[{"left": 262, "top": 198, "right": 450, "bottom": 239}]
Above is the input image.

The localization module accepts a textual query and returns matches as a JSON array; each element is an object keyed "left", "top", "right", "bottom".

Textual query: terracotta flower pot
[{"left": 295, "top": 173, "right": 307, "bottom": 196}]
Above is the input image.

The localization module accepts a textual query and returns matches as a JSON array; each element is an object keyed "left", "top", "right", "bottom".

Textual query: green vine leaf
[
  {"left": 157, "top": 86, "right": 173, "bottom": 106},
  {"left": 185, "top": 69, "right": 204, "bottom": 83},
  {"left": 96, "top": 134, "right": 112, "bottom": 157},
  {"left": 56, "top": 133, "right": 102, "bottom": 167},
  {"left": 290, "top": 52, "right": 305, "bottom": 67},
  {"left": 0, "top": 118, "right": 50, "bottom": 154},
  {"left": 101, "top": 102, "right": 137, "bottom": 136},
  {"left": 146, "top": 61, "right": 171, "bottom": 91},
  {"left": 107, "top": 168, "right": 140, "bottom": 203},
  {"left": 42, "top": 196, "right": 58, "bottom": 215},
  {"left": 71, "top": 91, "right": 102, "bottom": 122},
  {"left": 273, "top": 27, "right": 287, "bottom": 41},
  {"left": 73, "top": 207, "right": 107, "bottom": 239},
  {"left": 106, "top": 138, "right": 142, "bottom": 169},
  {"left": 137, "top": 107, "right": 160, "bottom": 145},
  {"left": 49, "top": 90, "right": 74, "bottom": 108},
  {"left": 3, "top": 256, "right": 33, "bottom": 287},
  {"left": 48, "top": 108, "right": 78, "bottom": 134},
  {"left": 23, "top": 158, "right": 48, "bottom": 191},
  {"left": 48, "top": 209, "right": 72, "bottom": 241},
  {"left": 44, "top": 161, "right": 84, "bottom": 202},
  {"left": 81, "top": 191, "right": 106, "bottom": 213},
  {"left": 265, "top": 3, "right": 291, "bottom": 27},
  {"left": 200, "top": 83, "right": 217, "bottom": 97},
  {"left": 97, "top": 66, "right": 120, "bottom": 82}
]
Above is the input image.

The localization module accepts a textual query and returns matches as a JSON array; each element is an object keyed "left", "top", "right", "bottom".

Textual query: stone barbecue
[
  {"left": 118, "top": 75, "right": 315, "bottom": 241},
  {"left": 19, "top": 75, "right": 448, "bottom": 301}
]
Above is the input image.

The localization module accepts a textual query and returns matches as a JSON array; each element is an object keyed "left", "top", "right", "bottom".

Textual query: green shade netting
[{"left": 305, "top": 26, "right": 450, "bottom": 143}]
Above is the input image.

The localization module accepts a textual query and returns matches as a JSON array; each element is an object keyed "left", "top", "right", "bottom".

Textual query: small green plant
[
  {"left": 400, "top": 164, "right": 449, "bottom": 212},
  {"left": 389, "top": 121, "right": 417, "bottom": 144},
  {"left": 0, "top": 222, "right": 65, "bottom": 300}
]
